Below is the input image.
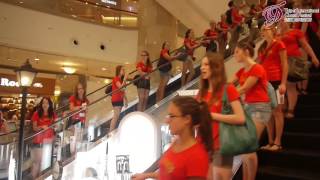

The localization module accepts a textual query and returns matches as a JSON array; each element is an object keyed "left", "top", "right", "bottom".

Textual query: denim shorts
[{"left": 245, "top": 103, "right": 272, "bottom": 125}]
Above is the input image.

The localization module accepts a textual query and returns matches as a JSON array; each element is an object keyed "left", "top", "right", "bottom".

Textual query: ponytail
[
  {"left": 198, "top": 101, "right": 214, "bottom": 160},
  {"left": 172, "top": 96, "right": 214, "bottom": 161}
]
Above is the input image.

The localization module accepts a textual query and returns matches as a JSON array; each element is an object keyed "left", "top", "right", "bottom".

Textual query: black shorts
[
  {"left": 287, "top": 75, "right": 303, "bottom": 83},
  {"left": 270, "top": 81, "right": 281, "bottom": 90},
  {"left": 137, "top": 79, "right": 150, "bottom": 90},
  {"left": 112, "top": 101, "right": 124, "bottom": 107}
]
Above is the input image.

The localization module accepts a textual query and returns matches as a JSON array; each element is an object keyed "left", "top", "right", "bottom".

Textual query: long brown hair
[
  {"left": 199, "top": 53, "right": 227, "bottom": 105},
  {"left": 172, "top": 96, "right": 214, "bottom": 160},
  {"left": 142, "top": 50, "right": 151, "bottom": 67},
  {"left": 74, "top": 82, "right": 87, "bottom": 102}
]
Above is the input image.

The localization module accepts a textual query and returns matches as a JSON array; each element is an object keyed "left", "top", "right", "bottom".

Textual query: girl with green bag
[
  {"left": 232, "top": 42, "right": 272, "bottom": 180},
  {"left": 198, "top": 53, "right": 246, "bottom": 180}
]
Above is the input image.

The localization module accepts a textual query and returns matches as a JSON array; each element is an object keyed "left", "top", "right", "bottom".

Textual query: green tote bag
[{"left": 219, "top": 86, "right": 259, "bottom": 156}]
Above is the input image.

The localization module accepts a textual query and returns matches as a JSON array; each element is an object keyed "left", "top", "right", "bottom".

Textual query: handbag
[
  {"left": 157, "top": 56, "right": 172, "bottom": 73},
  {"left": 266, "top": 82, "right": 278, "bottom": 109},
  {"left": 219, "top": 85, "right": 259, "bottom": 155},
  {"left": 176, "top": 46, "right": 189, "bottom": 61},
  {"left": 288, "top": 56, "right": 309, "bottom": 80}
]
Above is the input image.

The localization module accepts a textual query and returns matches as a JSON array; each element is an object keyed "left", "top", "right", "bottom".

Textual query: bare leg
[
  {"left": 186, "top": 59, "right": 195, "bottom": 84},
  {"left": 31, "top": 147, "right": 43, "bottom": 178},
  {"left": 286, "top": 82, "right": 298, "bottom": 118},
  {"left": 110, "top": 106, "right": 122, "bottom": 131},
  {"left": 142, "top": 89, "right": 150, "bottom": 111},
  {"left": 181, "top": 61, "right": 188, "bottom": 86},
  {"left": 212, "top": 165, "right": 232, "bottom": 180},
  {"left": 273, "top": 105, "right": 284, "bottom": 147},
  {"left": 137, "top": 88, "right": 144, "bottom": 111},
  {"left": 156, "top": 76, "right": 169, "bottom": 102},
  {"left": 242, "top": 121, "right": 265, "bottom": 180}
]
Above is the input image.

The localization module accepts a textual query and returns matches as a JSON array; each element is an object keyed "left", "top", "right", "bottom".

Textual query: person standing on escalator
[
  {"left": 110, "top": 65, "right": 128, "bottom": 134},
  {"left": 136, "top": 51, "right": 153, "bottom": 111}
]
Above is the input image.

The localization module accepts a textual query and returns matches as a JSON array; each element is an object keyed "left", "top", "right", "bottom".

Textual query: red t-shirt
[
  {"left": 218, "top": 21, "right": 229, "bottom": 40},
  {"left": 161, "top": 48, "right": 170, "bottom": 59},
  {"left": 236, "top": 64, "right": 270, "bottom": 103},
  {"left": 159, "top": 142, "right": 209, "bottom": 180},
  {"left": 204, "top": 29, "right": 218, "bottom": 39},
  {"left": 136, "top": 61, "right": 152, "bottom": 73},
  {"left": 32, "top": 111, "right": 56, "bottom": 144},
  {"left": 232, "top": 7, "right": 243, "bottom": 26},
  {"left": 260, "top": 40, "right": 286, "bottom": 81},
  {"left": 281, "top": 29, "right": 304, "bottom": 57},
  {"left": 69, "top": 95, "right": 89, "bottom": 123},
  {"left": 201, "top": 84, "right": 239, "bottom": 150},
  {"left": 111, "top": 76, "right": 124, "bottom": 102},
  {"left": 184, "top": 38, "right": 197, "bottom": 56}
]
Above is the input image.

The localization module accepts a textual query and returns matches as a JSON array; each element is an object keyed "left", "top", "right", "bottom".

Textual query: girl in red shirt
[
  {"left": 136, "top": 50, "right": 152, "bottom": 111},
  {"left": 69, "top": 82, "right": 89, "bottom": 128},
  {"left": 132, "top": 96, "right": 213, "bottom": 180},
  {"left": 110, "top": 65, "right": 128, "bottom": 133},
  {"left": 183, "top": 29, "right": 202, "bottom": 86},
  {"left": 217, "top": 14, "right": 230, "bottom": 55},
  {"left": 156, "top": 41, "right": 181, "bottom": 103},
  {"left": 233, "top": 42, "right": 272, "bottom": 180},
  {"left": 198, "top": 53, "right": 245, "bottom": 180},
  {"left": 279, "top": 20, "right": 320, "bottom": 118},
  {"left": 259, "top": 25, "right": 288, "bottom": 151},
  {"left": 31, "top": 97, "right": 56, "bottom": 178},
  {"left": 203, "top": 21, "right": 219, "bottom": 53}
]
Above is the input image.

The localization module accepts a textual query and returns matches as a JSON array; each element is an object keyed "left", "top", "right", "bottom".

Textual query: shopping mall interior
[{"left": 0, "top": 0, "right": 320, "bottom": 179}]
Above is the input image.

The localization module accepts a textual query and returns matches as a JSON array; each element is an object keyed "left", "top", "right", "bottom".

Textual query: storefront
[{"left": 0, "top": 73, "right": 56, "bottom": 125}]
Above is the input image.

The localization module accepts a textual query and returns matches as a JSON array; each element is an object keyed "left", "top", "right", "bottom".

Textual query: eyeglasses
[{"left": 165, "top": 114, "right": 185, "bottom": 119}]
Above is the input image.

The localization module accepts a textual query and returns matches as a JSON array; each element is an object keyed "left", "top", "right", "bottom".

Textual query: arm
[
  {"left": 162, "top": 52, "right": 179, "bottom": 61},
  {"left": 299, "top": 38, "right": 320, "bottom": 67},
  {"left": 33, "top": 121, "right": 48, "bottom": 131},
  {"left": 301, "top": 22, "right": 308, "bottom": 33},
  {"left": 137, "top": 66, "right": 147, "bottom": 76},
  {"left": 279, "top": 49, "right": 288, "bottom": 94},
  {"left": 185, "top": 41, "right": 201, "bottom": 50},
  {"left": 131, "top": 172, "right": 159, "bottom": 180},
  {"left": 211, "top": 100, "right": 245, "bottom": 125},
  {"left": 238, "top": 76, "right": 259, "bottom": 95}
]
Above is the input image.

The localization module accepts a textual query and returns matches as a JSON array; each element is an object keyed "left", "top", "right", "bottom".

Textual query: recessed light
[
  {"left": 96, "top": 2, "right": 99, "bottom": 5},
  {"left": 71, "top": 14, "right": 77, "bottom": 18},
  {"left": 19, "top": 1, "right": 24, "bottom": 4},
  {"left": 124, "top": 62, "right": 130, "bottom": 65},
  {"left": 85, "top": 1, "right": 88, "bottom": 5},
  {"left": 101, "top": 67, "right": 107, "bottom": 71},
  {"left": 34, "top": 58, "right": 40, "bottom": 61},
  {"left": 62, "top": 66, "right": 76, "bottom": 74}
]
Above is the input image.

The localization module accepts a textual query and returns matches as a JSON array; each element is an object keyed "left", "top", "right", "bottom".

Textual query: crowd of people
[{"left": 1, "top": 0, "right": 319, "bottom": 179}]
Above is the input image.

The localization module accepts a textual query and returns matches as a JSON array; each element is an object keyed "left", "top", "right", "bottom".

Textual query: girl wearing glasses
[
  {"left": 69, "top": 82, "right": 89, "bottom": 128},
  {"left": 136, "top": 51, "right": 153, "bottom": 111},
  {"left": 132, "top": 96, "right": 213, "bottom": 180}
]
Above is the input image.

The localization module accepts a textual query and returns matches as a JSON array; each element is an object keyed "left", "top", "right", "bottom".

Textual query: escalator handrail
[{"left": 17, "top": 42, "right": 205, "bottom": 142}]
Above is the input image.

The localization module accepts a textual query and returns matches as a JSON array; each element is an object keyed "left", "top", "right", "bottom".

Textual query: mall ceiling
[
  {"left": 0, "top": 45, "right": 135, "bottom": 79},
  {"left": 0, "top": 0, "right": 138, "bottom": 78},
  {"left": 0, "top": 0, "right": 139, "bottom": 28}
]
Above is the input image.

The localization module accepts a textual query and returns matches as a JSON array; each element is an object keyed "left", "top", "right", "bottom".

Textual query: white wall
[
  {"left": 155, "top": 0, "right": 229, "bottom": 35},
  {"left": 0, "top": 2, "right": 138, "bottom": 63}
]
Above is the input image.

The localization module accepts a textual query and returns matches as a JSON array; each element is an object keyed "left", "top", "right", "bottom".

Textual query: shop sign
[{"left": 0, "top": 74, "right": 55, "bottom": 95}]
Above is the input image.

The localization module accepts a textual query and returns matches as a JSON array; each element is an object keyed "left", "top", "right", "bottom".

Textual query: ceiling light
[
  {"left": 104, "top": 79, "right": 111, "bottom": 84},
  {"left": 62, "top": 66, "right": 76, "bottom": 74},
  {"left": 34, "top": 58, "right": 40, "bottom": 61},
  {"left": 124, "top": 62, "right": 130, "bottom": 65},
  {"left": 19, "top": 1, "right": 24, "bottom": 4},
  {"left": 71, "top": 14, "right": 77, "bottom": 18},
  {"left": 101, "top": 67, "right": 107, "bottom": 71},
  {"left": 85, "top": 1, "right": 88, "bottom": 5}
]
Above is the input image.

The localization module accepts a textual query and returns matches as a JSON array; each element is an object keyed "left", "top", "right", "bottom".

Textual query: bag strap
[
  {"left": 221, "top": 85, "right": 230, "bottom": 113},
  {"left": 261, "top": 40, "right": 277, "bottom": 62}
]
